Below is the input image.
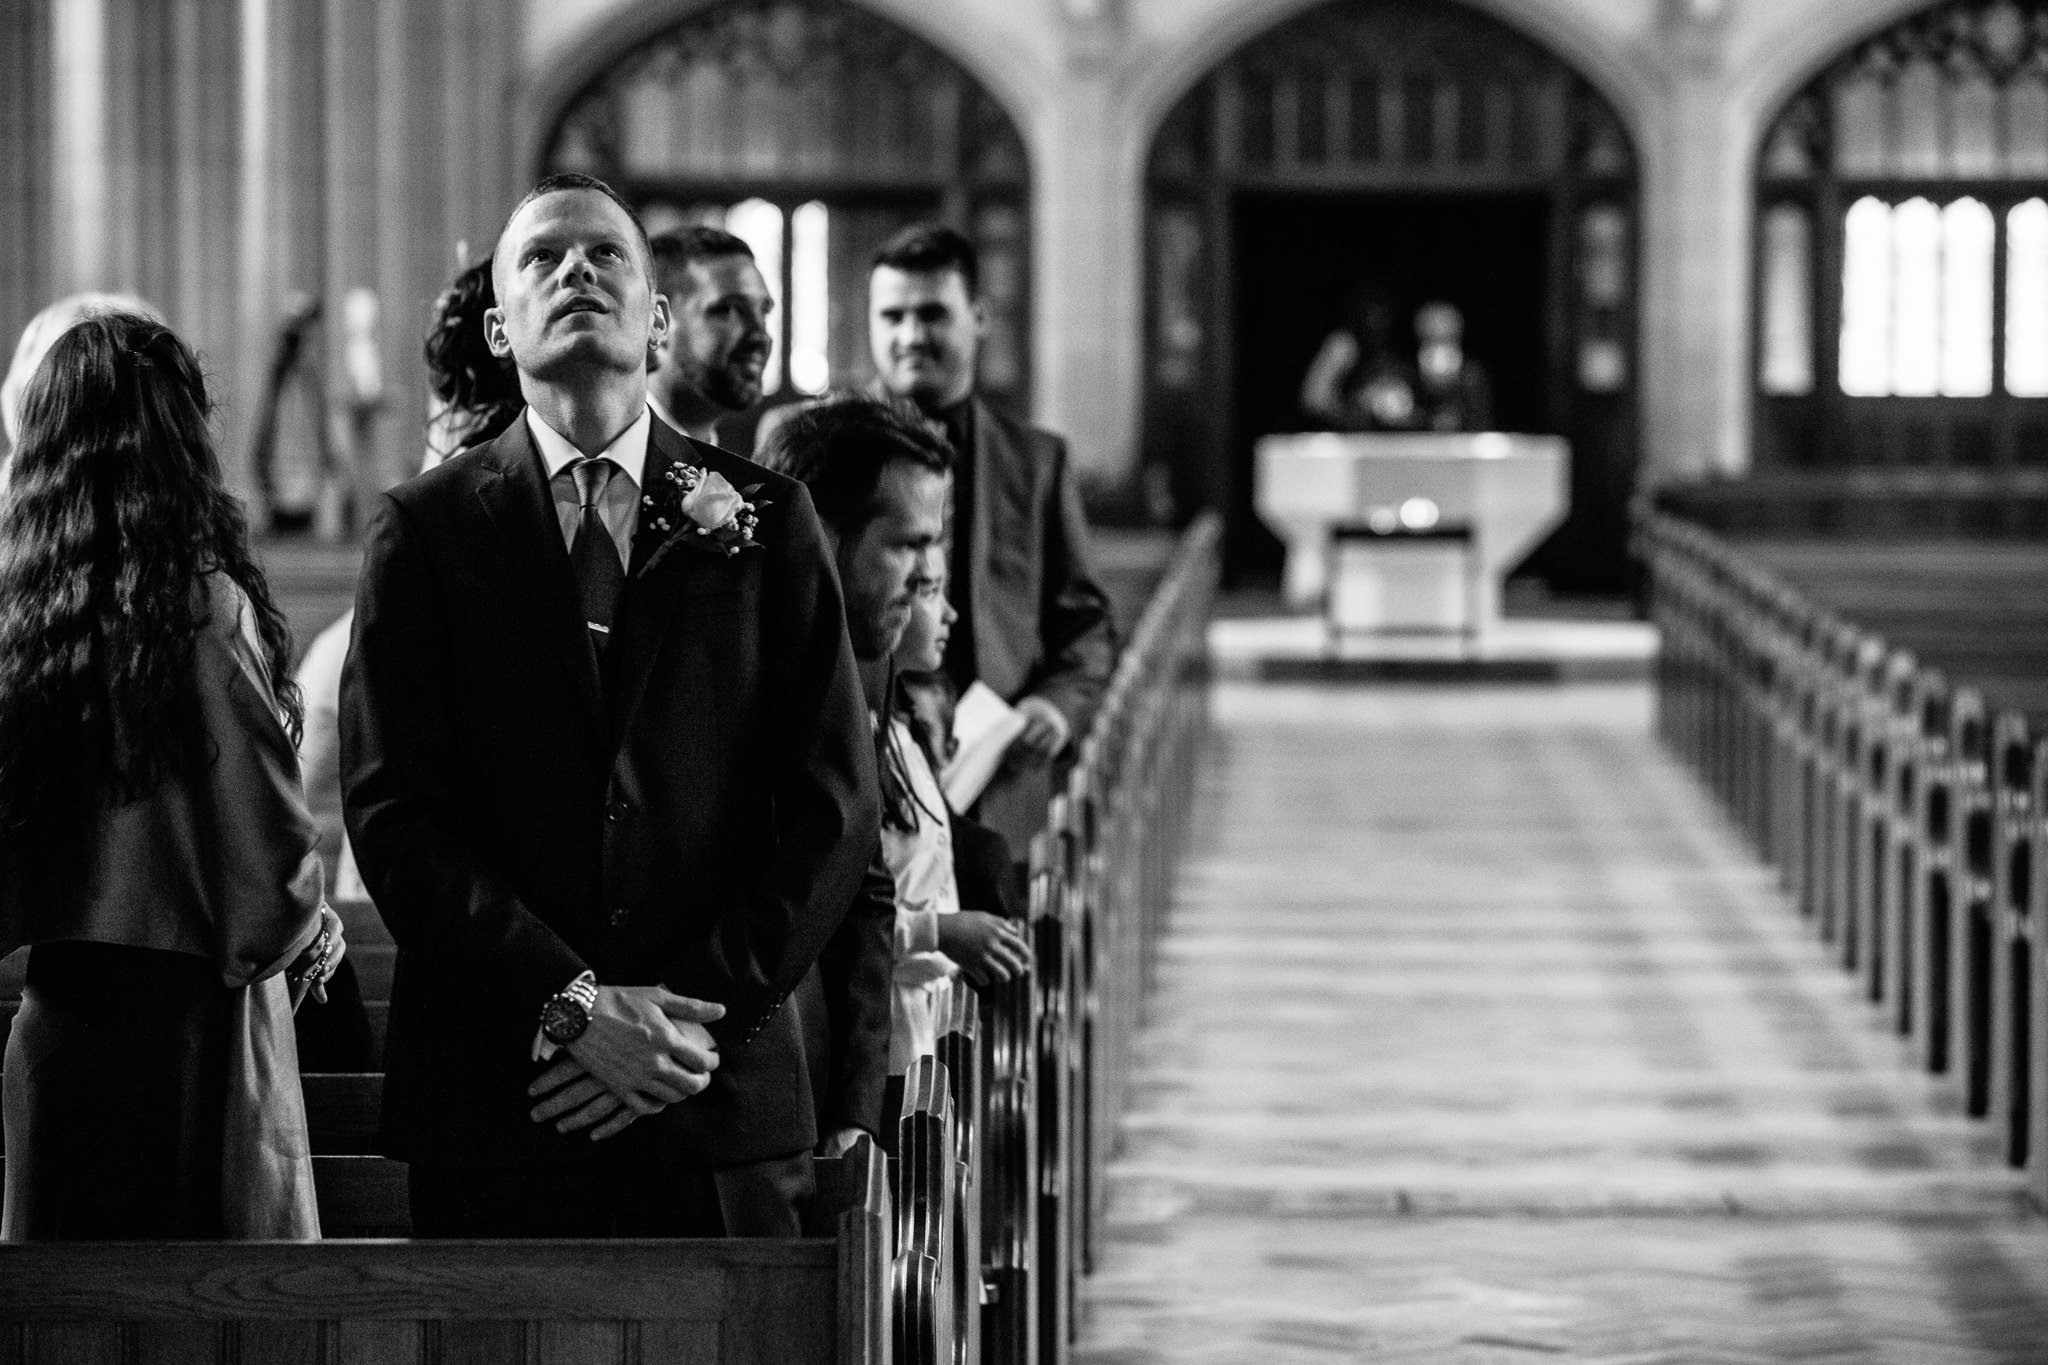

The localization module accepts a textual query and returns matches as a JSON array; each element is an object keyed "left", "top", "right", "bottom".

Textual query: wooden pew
[
  {"left": 1988, "top": 718, "right": 2045, "bottom": 1167},
  {"left": 0, "top": 1137, "right": 893, "bottom": 1365},
  {"left": 0, "top": 512, "right": 1225, "bottom": 1365},
  {"left": 1637, "top": 505, "right": 2048, "bottom": 1210},
  {"left": 1947, "top": 690, "right": 1996, "bottom": 1118},
  {"left": 895, "top": 1056, "right": 957, "bottom": 1365}
]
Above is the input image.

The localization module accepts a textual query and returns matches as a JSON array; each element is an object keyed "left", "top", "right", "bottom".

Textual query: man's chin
[
  {"left": 710, "top": 372, "right": 763, "bottom": 411},
  {"left": 519, "top": 338, "right": 641, "bottom": 381}
]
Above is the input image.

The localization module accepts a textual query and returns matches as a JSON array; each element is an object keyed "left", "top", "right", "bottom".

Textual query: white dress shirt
[
  {"left": 882, "top": 717, "right": 962, "bottom": 1072},
  {"left": 525, "top": 404, "right": 651, "bottom": 570}
]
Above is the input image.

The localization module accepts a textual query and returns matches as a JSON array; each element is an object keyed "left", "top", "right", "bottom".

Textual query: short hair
[
  {"left": 871, "top": 222, "right": 979, "bottom": 299},
  {"left": 760, "top": 395, "right": 952, "bottom": 540},
  {"left": 649, "top": 225, "right": 754, "bottom": 298},
  {"left": 493, "top": 172, "right": 653, "bottom": 288}
]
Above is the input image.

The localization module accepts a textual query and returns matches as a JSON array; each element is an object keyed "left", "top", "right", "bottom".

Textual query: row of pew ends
[
  {"left": 0, "top": 512, "right": 1224, "bottom": 1364},
  {"left": 1639, "top": 509, "right": 2047, "bottom": 1206}
]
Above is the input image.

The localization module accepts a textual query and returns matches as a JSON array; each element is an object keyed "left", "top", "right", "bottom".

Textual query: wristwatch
[{"left": 538, "top": 971, "right": 599, "bottom": 1047}]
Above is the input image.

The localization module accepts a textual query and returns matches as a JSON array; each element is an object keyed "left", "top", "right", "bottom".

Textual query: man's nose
[{"left": 556, "top": 251, "right": 597, "bottom": 285}]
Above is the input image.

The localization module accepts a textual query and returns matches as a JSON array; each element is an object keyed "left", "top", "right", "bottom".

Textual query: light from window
[
  {"left": 2009, "top": 199, "right": 2048, "bottom": 396},
  {"left": 1940, "top": 198, "right": 1993, "bottom": 397},
  {"left": 725, "top": 198, "right": 784, "bottom": 394},
  {"left": 1838, "top": 196, "right": 1995, "bottom": 398},
  {"left": 789, "top": 202, "right": 830, "bottom": 395},
  {"left": 1760, "top": 204, "right": 1813, "bottom": 396},
  {"left": 1891, "top": 197, "right": 1941, "bottom": 396},
  {"left": 1840, "top": 196, "right": 1893, "bottom": 396}
]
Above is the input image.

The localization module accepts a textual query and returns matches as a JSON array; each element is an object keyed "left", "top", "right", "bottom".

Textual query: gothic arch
[
  {"left": 1135, "top": 0, "right": 1646, "bottom": 591},
  {"left": 1117, "top": 0, "right": 1660, "bottom": 191},
  {"left": 517, "top": 0, "right": 1037, "bottom": 412},
  {"left": 514, "top": 0, "right": 1042, "bottom": 189},
  {"left": 1748, "top": 0, "right": 2048, "bottom": 476}
]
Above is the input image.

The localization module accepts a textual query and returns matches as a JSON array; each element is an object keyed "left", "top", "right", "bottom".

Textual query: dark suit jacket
[
  {"left": 340, "top": 413, "right": 880, "bottom": 1168},
  {"left": 792, "top": 854, "right": 893, "bottom": 1143},
  {"left": 954, "top": 399, "right": 1117, "bottom": 845}
]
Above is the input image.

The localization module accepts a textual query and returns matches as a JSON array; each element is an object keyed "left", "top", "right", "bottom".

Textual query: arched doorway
[
  {"left": 1143, "top": 0, "right": 1640, "bottom": 591},
  {"left": 541, "top": 0, "right": 1032, "bottom": 434},
  {"left": 1754, "top": 0, "right": 2048, "bottom": 486}
]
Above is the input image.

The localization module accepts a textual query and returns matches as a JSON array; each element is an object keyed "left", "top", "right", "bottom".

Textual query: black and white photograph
[{"left": 2, "top": 0, "right": 2048, "bottom": 1359}]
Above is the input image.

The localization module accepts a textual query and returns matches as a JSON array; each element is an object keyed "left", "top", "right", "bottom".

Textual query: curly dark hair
[
  {"left": 422, "top": 257, "right": 523, "bottom": 451},
  {"left": 0, "top": 313, "right": 301, "bottom": 854}
]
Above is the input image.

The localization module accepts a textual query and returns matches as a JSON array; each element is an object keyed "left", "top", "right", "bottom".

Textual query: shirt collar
[{"left": 526, "top": 403, "right": 652, "bottom": 491}]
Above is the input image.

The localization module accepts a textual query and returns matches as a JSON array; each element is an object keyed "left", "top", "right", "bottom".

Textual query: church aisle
[{"left": 1077, "top": 682, "right": 2048, "bottom": 1364}]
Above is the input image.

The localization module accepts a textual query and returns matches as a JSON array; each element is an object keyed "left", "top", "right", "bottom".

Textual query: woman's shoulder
[{"left": 193, "top": 571, "right": 275, "bottom": 690}]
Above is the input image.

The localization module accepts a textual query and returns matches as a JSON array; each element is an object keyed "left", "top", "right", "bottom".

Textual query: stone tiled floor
[{"left": 1076, "top": 682, "right": 2048, "bottom": 1364}]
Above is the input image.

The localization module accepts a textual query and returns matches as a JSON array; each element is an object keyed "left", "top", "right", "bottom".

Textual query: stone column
[
  {"left": 0, "top": 0, "right": 56, "bottom": 359},
  {"left": 1035, "top": 0, "right": 1144, "bottom": 496},
  {"left": 1638, "top": 0, "right": 1749, "bottom": 484}
]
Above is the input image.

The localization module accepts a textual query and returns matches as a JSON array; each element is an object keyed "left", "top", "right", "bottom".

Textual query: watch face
[{"left": 540, "top": 995, "right": 589, "bottom": 1044}]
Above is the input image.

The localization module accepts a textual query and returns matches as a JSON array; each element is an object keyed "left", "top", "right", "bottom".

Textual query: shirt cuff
[{"left": 898, "top": 908, "right": 943, "bottom": 956}]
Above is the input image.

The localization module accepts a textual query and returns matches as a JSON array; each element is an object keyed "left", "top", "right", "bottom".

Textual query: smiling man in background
[
  {"left": 868, "top": 223, "right": 1117, "bottom": 851},
  {"left": 646, "top": 226, "right": 774, "bottom": 445}
]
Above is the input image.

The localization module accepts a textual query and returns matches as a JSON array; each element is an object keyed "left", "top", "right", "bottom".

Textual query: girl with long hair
[{"left": 0, "top": 313, "right": 344, "bottom": 1239}]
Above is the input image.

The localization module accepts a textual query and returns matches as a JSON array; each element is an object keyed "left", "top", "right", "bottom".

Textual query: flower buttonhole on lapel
[{"left": 638, "top": 463, "right": 772, "bottom": 576}]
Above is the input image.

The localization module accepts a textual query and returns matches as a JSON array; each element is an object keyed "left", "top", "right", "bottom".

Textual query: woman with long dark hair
[
  {"left": 0, "top": 313, "right": 345, "bottom": 1240},
  {"left": 421, "top": 256, "right": 524, "bottom": 468}
]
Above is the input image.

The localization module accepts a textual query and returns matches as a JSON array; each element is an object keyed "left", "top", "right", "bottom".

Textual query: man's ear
[
  {"left": 647, "top": 294, "right": 672, "bottom": 368},
  {"left": 483, "top": 306, "right": 511, "bottom": 360},
  {"left": 971, "top": 296, "right": 991, "bottom": 339}
]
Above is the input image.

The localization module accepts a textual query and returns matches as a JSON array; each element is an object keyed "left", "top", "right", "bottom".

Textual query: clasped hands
[{"left": 528, "top": 984, "right": 723, "bottom": 1142}]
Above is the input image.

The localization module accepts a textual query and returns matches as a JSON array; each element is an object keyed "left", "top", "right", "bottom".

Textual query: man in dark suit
[
  {"left": 868, "top": 224, "right": 1117, "bottom": 847},
  {"left": 340, "top": 173, "right": 881, "bottom": 1237}
]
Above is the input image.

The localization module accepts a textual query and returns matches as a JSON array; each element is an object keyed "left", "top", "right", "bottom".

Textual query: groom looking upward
[{"left": 341, "top": 173, "right": 879, "bottom": 1237}]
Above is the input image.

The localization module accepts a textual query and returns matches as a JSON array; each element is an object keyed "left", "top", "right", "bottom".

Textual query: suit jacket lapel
[
  {"left": 607, "top": 422, "right": 701, "bottom": 743},
  {"left": 969, "top": 398, "right": 1009, "bottom": 686},
  {"left": 473, "top": 417, "right": 606, "bottom": 740}
]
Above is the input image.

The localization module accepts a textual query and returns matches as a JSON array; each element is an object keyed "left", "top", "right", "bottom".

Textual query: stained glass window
[
  {"left": 1840, "top": 197, "right": 1894, "bottom": 397},
  {"left": 1759, "top": 205, "right": 1813, "bottom": 396},
  {"left": 789, "top": 201, "right": 830, "bottom": 395},
  {"left": 2007, "top": 199, "right": 2048, "bottom": 396},
  {"left": 725, "top": 198, "right": 785, "bottom": 395},
  {"left": 1939, "top": 198, "right": 1994, "bottom": 397},
  {"left": 1836, "top": 197, "right": 1994, "bottom": 397}
]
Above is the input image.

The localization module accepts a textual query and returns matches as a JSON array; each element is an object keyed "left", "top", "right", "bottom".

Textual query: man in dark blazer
[
  {"left": 869, "top": 224, "right": 1118, "bottom": 848},
  {"left": 341, "top": 173, "right": 882, "bottom": 1237}
]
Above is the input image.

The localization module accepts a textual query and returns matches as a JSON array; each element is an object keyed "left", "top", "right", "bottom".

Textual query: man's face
[
  {"left": 653, "top": 254, "right": 774, "bottom": 414},
  {"left": 869, "top": 266, "right": 984, "bottom": 412},
  {"left": 837, "top": 460, "right": 947, "bottom": 660},
  {"left": 487, "top": 190, "right": 668, "bottom": 383}
]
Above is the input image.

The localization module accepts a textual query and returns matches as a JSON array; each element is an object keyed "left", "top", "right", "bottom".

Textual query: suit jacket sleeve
[
  {"left": 658, "top": 479, "right": 883, "bottom": 1047},
  {"left": 340, "top": 496, "right": 589, "bottom": 1011},
  {"left": 814, "top": 852, "right": 895, "bottom": 1137},
  {"left": 1026, "top": 435, "right": 1118, "bottom": 735}
]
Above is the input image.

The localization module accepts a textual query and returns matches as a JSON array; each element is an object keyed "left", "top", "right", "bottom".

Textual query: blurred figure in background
[
  {"left": 1299, "top": 286, "right": 1422, "bottom": 431},
  {"left": 1414, "top": 299, "right": 1493, "bottom": 432},
  {"left": 868, "top": 223, "right": 1115, "bottom": 855},
  {"left": 646, "top": 226, "right": 773, "bottom": 444},
  {"left": 0, "top": 314, "right": 344, "bottom": 1240}
]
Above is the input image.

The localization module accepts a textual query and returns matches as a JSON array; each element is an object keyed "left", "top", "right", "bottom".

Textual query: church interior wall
[{"left": 0, "top": 0, "right": 1983, "bottom": 550}]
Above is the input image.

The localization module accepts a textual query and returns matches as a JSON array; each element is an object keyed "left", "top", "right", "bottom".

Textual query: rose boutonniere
[{"left": 639, "top": 463, "right": 770, "bottom": 574}]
